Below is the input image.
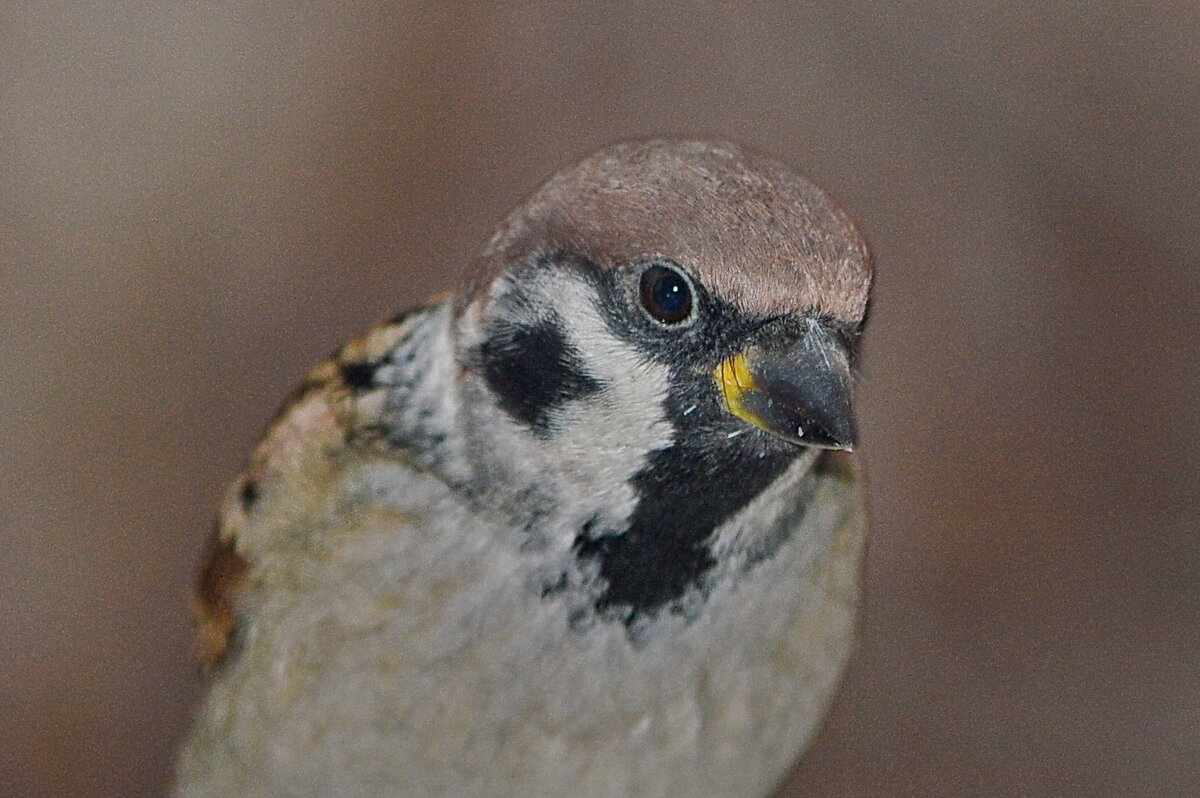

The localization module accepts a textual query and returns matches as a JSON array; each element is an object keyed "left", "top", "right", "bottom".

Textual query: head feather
[{"left": 458, "top": 139, "right": 872, "bottom": 323}]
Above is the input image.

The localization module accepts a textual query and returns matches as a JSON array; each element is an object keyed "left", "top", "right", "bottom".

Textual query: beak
[{"left": 712, "top": 322, "right": 856, "bottom": 450}]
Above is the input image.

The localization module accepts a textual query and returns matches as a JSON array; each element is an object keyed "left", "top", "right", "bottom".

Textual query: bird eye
[{"left": 638, "top": 262, "right": 694, "bottom": 325}]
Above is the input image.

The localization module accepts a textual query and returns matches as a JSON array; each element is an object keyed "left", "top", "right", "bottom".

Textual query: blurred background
[{"left": 2, "top": 3, "right": 1197, "bottom": 796}]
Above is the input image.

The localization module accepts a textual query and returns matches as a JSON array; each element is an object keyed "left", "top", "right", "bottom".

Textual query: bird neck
[{"left": 376, "top": 299, "right": 823, "bottom": 637}]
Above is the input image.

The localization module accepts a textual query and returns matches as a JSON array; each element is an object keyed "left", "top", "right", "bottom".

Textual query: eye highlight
[{"left": 638, "top": 262, "right": 694, "bottom": 325}]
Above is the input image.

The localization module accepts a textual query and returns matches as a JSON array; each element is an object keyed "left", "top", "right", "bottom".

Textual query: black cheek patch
[{"left": 478, "top": 314, "right": 602, "bottom": 435}]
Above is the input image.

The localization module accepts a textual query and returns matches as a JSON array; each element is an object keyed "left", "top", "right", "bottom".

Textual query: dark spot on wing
[
  {"left": 338, "top": 360, "right": 379, "bottom": 390},
  {"left": 239, "top": 479, "right": 259, "bottom": 512},
  {"left": 478, "top": 311, "right": 602, "bottom": 435}
]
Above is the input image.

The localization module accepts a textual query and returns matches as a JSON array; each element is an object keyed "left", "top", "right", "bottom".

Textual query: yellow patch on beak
[{"left": 712, "top": 351, "right": 770, "bottom": 432}]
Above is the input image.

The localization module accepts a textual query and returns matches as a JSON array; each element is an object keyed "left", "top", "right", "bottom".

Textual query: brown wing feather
[{"left": 194, "top": 525, "right": 249, "bottom": 668}]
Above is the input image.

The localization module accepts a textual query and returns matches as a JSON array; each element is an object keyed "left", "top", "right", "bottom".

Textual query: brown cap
[{"left": 458, "top": 139, "right": 871, "bottom": 322}]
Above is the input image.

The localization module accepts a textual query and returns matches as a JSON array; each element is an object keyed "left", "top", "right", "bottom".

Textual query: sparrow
[{"left": 173, "top": 139, "right": 873, "bottom": 798}]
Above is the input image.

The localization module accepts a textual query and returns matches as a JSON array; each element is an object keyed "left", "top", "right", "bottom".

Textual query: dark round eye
[{"left": 639, "top": 263, "right": 694, "bottom": 325}]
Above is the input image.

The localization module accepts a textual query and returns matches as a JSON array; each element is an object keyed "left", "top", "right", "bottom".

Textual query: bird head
[
  {"left": 454, "top": 139, "right": 871, "bottom": 457},
  {"left": 445, "top": 139, "right": 871, "bottom": 626}
]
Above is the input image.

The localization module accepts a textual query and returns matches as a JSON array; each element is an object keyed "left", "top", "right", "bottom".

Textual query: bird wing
[{"left": 192, "top": 309, "right": 428, "bottom": 668}]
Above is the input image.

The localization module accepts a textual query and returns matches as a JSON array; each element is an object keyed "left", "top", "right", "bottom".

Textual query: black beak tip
[
  {"left": 799, "top": 416, "right": 856, "bottom": 450},
  {"left": 745, "top": 342, "right": 857, "bottom": 451}
]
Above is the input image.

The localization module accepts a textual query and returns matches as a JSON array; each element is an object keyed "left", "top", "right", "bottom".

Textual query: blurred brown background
[{"left": 2, "top": 3, "right": 1197, "bottom": 797}]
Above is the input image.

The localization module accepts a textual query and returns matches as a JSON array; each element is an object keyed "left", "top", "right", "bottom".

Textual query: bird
[{"left": 173, "top": 138, "right": 873, "bottom": 798}]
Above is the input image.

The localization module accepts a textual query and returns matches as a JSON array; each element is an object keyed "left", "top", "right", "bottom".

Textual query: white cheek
[
  {"left": 538, "top": 273, "right": 675, "bottom": 536},
  {"left": 477, "top": 270, "right": 675, "bottom": 543}
]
